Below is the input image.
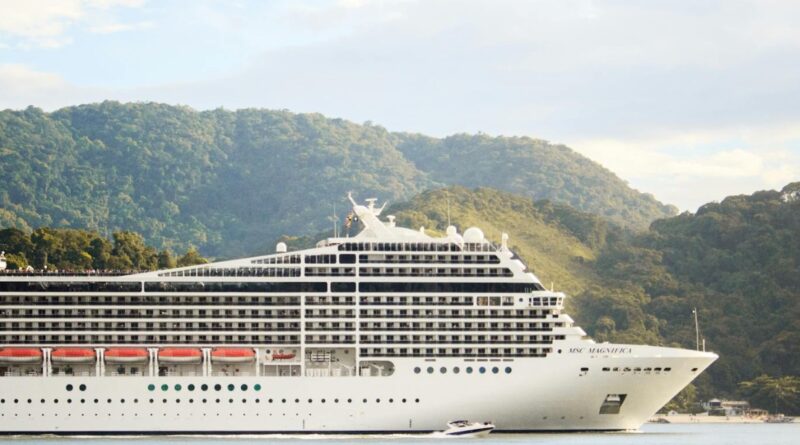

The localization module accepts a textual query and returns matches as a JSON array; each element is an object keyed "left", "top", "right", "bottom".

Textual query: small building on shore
[{"left": 704, "top": 399, "right": 751, "bottom": 416}]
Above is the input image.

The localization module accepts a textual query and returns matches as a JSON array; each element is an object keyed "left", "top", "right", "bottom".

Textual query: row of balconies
[
  {"left": 357, "top": 268, "right": 513, "bottom": 277},
  {"left": 0, "top": 296, "right": 302, "bottom": 306},
  {"left": 358, "top": 254, "right": 501, "bottom": 264},
  {"left": 0, "top": 310, "right": 302, "bottom": 318}
]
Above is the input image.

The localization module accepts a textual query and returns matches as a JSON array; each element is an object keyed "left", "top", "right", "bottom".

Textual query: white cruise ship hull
[{"left": 0, "top": 345, "right": 716, "bottom": 434}]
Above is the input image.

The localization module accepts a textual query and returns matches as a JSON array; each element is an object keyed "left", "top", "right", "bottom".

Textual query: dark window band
[{"left": 358, "top": 282, "right": 544, "bottom": 293}]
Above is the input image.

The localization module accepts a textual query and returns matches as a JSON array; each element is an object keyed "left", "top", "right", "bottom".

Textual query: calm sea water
[{"left": 0, "top": 424, "right": 797, "bottom": 445}]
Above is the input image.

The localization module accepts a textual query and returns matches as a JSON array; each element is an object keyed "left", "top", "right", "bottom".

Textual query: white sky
[{"left": 1, "top": 0, "right": 798, "bottom": 211}]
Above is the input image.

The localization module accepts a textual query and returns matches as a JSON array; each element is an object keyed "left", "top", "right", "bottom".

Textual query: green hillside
[
  {"left": 396, "top": 133, "right": 675, "bottom": 229},
  {"left": 389, "top": 185, "right": 800, "bottom": 409},
  {"left": 0, "top": 102, "right": 674, "bottom": 257}
]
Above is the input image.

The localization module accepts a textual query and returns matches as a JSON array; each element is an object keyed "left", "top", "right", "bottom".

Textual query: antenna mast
[
  {"left": 333, "top": 204, "right": 338, "bottom": 238},
  {"left": 693, "top": 308, "right": 700, "bottom": 351}
]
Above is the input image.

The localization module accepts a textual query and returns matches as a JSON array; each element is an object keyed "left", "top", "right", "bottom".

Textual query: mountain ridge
[{"left": 0, "top": 101, "right": 675, "bottom": 257}]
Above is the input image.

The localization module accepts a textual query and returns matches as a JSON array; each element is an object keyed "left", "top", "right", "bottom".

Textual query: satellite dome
[
  {"left": 463, "top": 227, "right": 485, "bottom": 243},
  {"left": 445, "top": 225, "right": 458, "bottom": 236},
  {"left": 276, "top": 242, "right": 288, "bottom": 253}
]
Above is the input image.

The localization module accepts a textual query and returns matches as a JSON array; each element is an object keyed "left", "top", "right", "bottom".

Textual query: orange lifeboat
[
  {"left": 0, "top": 348, "right": 43, "bottom": 363},
  {"left": 211, "top": 348, "right": 255, "bottom": 363},
  {"left": 158, "top": 348, "right": 202, "bottom": 364},
  {"left": 272, "top": 352, "right": 296, "bottom": 360},
  {"left": 51, "top": 348, "right": 95, "bottom": 364},
  {"left": 105, "top": 348, "right": 148, "bottom": 363}
]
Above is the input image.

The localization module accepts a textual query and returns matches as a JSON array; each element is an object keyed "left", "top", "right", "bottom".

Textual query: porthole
[
  {"left": 228, "top": 384, "right": 235, "bottom": 391},
  {"left": 347, "top": 399, "right": 352, "bottom": 403},
  {"left": 427, "top": 367, "right": 434, "bottom": 374},
  {"left": 376, "top": 399, "right": 381, "bottom": 403},
  {"left": 174, "top": 384, "right": 182, "bottom": 391},
  {"left": 321, "top": 399, "right": 326, "bottom": 403},
  {"left": 389, "top": 398, "right": 394, "bottom": 403},
  {"left": 479, "top": 367, "right": 486, "bottom": 374},
  {"left": 294, "top": 399, "right": 299, "bottom": 403},
  {"left": 241, "top": 384, "right": 248, "bottom": 391},
  {"left": 308, "top": 398, "right": 313, "bottom": 403},
  {"left": 242, "top": 399, "right": 247, "bottom": 403},
  {"left": 107, "top": 399, "right": 112, "bottom": 403},
  {"left": 120, "top": 399, "right": 125, "bottom": 403},
  {"left": 175, "top": 399, "right": 181, "bottom": 403},
  {"left": 188, "top": 384, "right": 195, "bottom": 391},
  {"left": 402, "top": 398, "right": 407, "bottom": 403},
  {"left": 201, "top": 384, "right": 209, "bottom": 391},
  {"left": 334, "top": 399, "right": 339, "bottom": 403},
  {"left": 505, "top": 367, "right": 512, "bottom": 374},
  {"left": 40, "top": 399, "right": 45, "bottom": 404},
  {"left": 162, "top": 399, "right": 167, "bottom": 403},
  {"left": 161, "top": 384, "right": 168, "bottom": 391},
  {"left": 229, "top": 399, "right": 233, "bottom": 403},
  {"left": 466, "top": 367, "right": 473, "bottom": 374},
  {"left": 414, "top": 367, "right": 421, "bottom": 374},
  {"left": 147, "top": 384, "right": 155, "bottom": 391},
  {"left": 66, "top": 384, "right": 73, "bottom": 392},
  {"left": 148, "top": 399, "right": 153, "bottom": 403},
  {"left": 202, "top": 399, "right": 207, "bottom": 403},
  {"left": 214, "top": 384, "right": 222, "bottom": 391},
  {"left": 79, "top": 384, "right": 86, "bottom": 391},
  {"left": 440, "top": 367, "right": 447, "bottom": 374},
  {"left": 281, "top": 399, "right": 286, "bottom": 403},
  {"left": 492, "top": 367, "right": 499, "bottom": 374},
  {"left": 54, "top": 399, "right": 59, "bottom": 404},
  {"left": 268, "top": 399, "right": 273, "bottom": 403},
  {"left": 415, "top": 398, "right": 420, "bottom": 403},
  {"left": 216, "top": 399, "right": 221, "bottom": 403},
  {"left": 453, "top": 367, "right": 460, "bottom": 374},
  {"left": 254, "top": 384, "right": 262, "bottom": 391},
  {"left": 363, "top": 398, "right": 367, "bottom": 403}
]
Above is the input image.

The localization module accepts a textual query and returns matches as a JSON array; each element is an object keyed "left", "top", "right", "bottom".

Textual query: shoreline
[{"left": 650, "top": 414, "right": 796, "bottom": 424}]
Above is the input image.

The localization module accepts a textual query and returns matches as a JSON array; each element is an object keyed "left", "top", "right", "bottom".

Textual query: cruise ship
[{"left": 0, "top": 195, "right": 717, "bottom": 434}]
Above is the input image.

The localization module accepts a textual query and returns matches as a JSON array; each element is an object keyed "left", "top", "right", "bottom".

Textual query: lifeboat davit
[
  {"left": 211, "top": 348, "right": 255, "bottom": 363},
  {"left": 105, "top": 348, "right": 148, "bottom": 363},
  {"left": 272, "top": 352, "right": 296, "bottom": 360},
  {"left": 51, "top": 348, "right": 95, "bottom": 363},
  {"left": 0, "top": 348, "right": 43, "bottom": 363},
  {"left": 158, "top": 348, "right": 202, "bottom": 364}
]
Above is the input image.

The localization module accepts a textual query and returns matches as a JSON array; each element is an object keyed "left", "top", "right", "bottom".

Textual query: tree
[
  {"left": 109, "top": 231, "right": 157, "bottom": 270},
  {"left": 157, "top": 249, "right": 177, "bottom": 269},
  {"left": 177, "top": 247, "right": 207, "bottom": 267},
  {"left": 0, "top": 228, "right": 33, "bottom": 258},
  {"left": 739, "top": 375, "right": 800, "bottom": 415}
]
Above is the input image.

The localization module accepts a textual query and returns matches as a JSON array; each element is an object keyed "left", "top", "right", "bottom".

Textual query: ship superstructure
[{"left": 0, "top": 195, "right": 717, "bottom": 434}]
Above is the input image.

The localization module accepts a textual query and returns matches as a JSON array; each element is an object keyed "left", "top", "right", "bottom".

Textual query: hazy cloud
[{"left": 0, "top": 0, "right": 146, "bottom": 47}]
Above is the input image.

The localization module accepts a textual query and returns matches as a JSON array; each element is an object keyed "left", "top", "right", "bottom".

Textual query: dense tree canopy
[
  {"left": 0, "top": 102, "right": 674, "bottom": 257},
  {"left": 0, "top": 227, "right": 204, "bottom": 272}
]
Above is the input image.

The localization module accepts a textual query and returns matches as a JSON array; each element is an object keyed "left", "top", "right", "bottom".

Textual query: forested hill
[
  {"left": 0, "top": 102, "right": 674, "bottom": 257},
  {"left": 390, "top": 185, "right": 800, "bottom": 410}
]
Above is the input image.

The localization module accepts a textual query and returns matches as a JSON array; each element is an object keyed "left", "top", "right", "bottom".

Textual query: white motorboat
[{"left": 443, "top": 420, "right": 495, "bottom": 437}]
